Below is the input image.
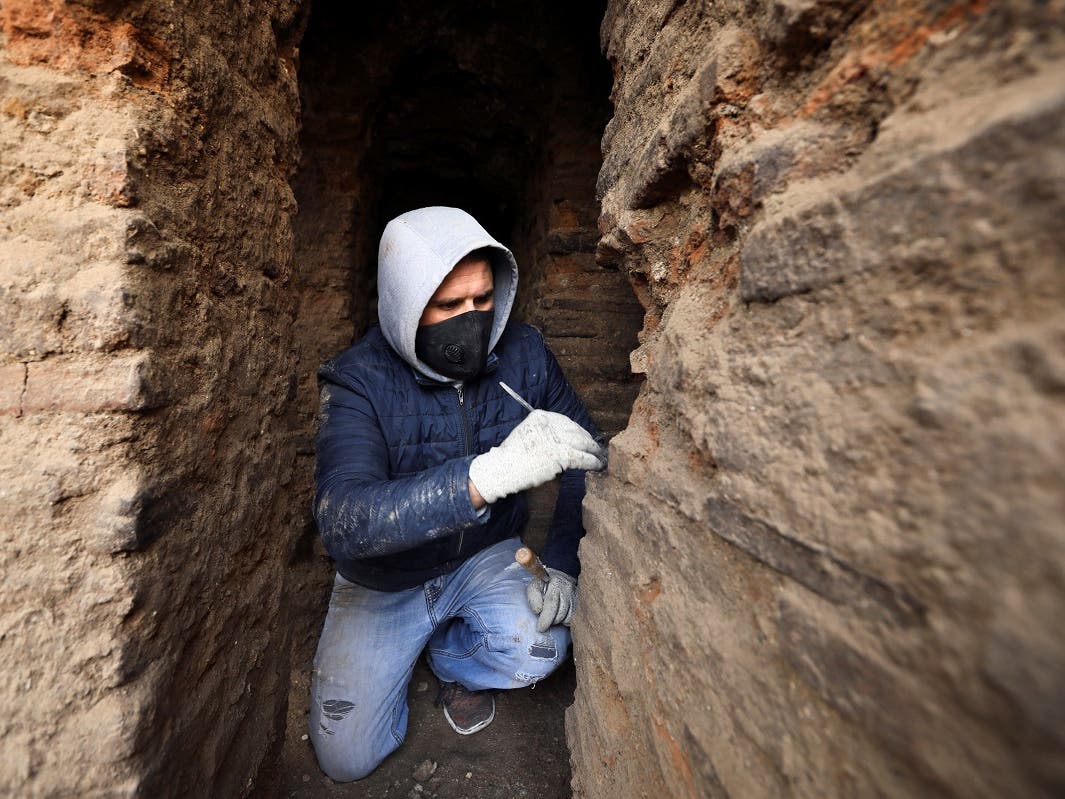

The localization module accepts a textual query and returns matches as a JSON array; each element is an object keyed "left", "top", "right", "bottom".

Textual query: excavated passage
[
  {"left": 280, "top": 1, "right": 642, "bottom": 795},
  {"left": 2, "top": 1, "right": 1063, "bottom": 797}
]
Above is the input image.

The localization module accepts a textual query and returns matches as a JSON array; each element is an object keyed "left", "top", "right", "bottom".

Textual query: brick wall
[
  {"left": 510, "top": 20, "right": 643, "bottom": 547},
  {"left": 569, "top": 2, "right": 1065, "bottom": 797},
  {"left": 1, "top": 3, "right": 160, "bottom": 793},
  {"left": 1, "top": 0, "right": 305, "bottom": 794}
]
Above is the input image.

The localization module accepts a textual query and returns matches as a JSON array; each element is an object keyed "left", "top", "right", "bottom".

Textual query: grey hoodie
[{"left": 377, "top": 206, "right": 519, "bottom": 383}]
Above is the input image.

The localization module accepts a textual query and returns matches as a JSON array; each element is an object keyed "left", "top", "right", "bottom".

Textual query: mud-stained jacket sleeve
[
  {"left": 313, "top": 376, "right": 483, "bottom": 561},
  {"left": 539, "top": 341, "right": 603, "bottom": 578}
]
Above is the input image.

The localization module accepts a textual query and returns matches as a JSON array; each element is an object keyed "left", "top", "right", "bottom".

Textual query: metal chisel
[{"left": 498, "top": 381, "right": 535, "bottom": 413}]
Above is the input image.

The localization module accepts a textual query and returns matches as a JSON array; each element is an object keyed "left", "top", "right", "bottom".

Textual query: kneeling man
[{"left": 310, "top": 206, "right": 606, "bottom": 781}]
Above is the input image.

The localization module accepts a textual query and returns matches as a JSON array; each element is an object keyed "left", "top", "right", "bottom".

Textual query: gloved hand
[
  {"left": 468, "top": 410, "right": 606, "bottom": 505},
  {"left": 526, "top": 567, "right": 577, "bottom": 632}
]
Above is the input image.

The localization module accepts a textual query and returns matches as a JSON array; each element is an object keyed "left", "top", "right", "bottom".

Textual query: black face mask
[{"left": 415, "top": 309, "right": 494, "bottom": 380}]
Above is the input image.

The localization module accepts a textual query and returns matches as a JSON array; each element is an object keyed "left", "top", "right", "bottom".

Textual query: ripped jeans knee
[
  {"left": 309, "top": 672, "right": 408, "bottom": 782},
  {"left": 486, "top": 622, "right": 571, "bottom": 688}
]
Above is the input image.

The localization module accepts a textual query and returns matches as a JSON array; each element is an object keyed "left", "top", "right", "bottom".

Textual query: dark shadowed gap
[{"left": 278, "top": 1, "right": 642, "bottom": 795}]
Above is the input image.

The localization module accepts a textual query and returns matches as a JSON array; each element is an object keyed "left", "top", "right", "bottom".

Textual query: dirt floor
[{"left": 277, "top": 654, "right": 575, "bottom": 799}]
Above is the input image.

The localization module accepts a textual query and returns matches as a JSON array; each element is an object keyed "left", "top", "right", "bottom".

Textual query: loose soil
[{"left": 277, "top": 654, "right": 574, "bottom": 799}]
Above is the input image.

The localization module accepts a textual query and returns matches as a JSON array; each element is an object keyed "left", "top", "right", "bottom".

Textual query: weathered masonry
[{"left": 1, "top": 1, "right": 1063, "bottom": 797}]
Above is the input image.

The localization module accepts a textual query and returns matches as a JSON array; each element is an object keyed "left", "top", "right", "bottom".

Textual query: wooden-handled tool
[{"left": 515, "top": 546, "right": 550, "bottom": 582}]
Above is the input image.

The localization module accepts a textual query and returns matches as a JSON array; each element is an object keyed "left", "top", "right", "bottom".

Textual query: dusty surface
[
  {"left": 277, "top": 657, "right": 574, "bottom": 799},
  {"left": 2, "top": 0, "right": 306, "bottom": 795},
  {"left": 571, "top": 1, "right": 1065, "bottom": 798}
]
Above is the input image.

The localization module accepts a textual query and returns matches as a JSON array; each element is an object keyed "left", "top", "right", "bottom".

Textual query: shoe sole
[{"left": 442, "top": 702, "right": 496, "bottom": 736}]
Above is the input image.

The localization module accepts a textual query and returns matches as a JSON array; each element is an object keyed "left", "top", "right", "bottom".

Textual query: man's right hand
[{"left": 468, "top": 409, "right": 606, "bottom": 505}]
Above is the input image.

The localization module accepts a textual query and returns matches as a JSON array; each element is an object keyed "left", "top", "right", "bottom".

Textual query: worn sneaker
[{"left": 434, "top": 680, "right": 495, "bottom": 735}]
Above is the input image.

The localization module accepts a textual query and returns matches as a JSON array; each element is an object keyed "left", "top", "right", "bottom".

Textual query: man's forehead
[
  {"left": 434, "top": 257, "right": 493, "bottom": 293},
  {"left": 454, "top": 253, "right": 492, "bottom": 272}
]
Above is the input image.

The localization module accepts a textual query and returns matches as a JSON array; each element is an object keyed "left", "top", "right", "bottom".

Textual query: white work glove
[
  {"left": 468, "top": 409, "right": 606, "bottom": 505},
  {"left": 526, "top": 568, "right": 577, "bottom": 632}
]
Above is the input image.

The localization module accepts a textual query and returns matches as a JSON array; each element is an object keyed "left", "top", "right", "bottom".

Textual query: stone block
[
  {"left": 740, "top": 195, "right": 853, "bottom": 302},
  {"left": 0, "top": 363, "right": 27, "bottom": 414},
  {"left": 777, "top": 600, "right": 929, "bottom": 772},
  {"left": 627, "top": 52, "right": 718, "bottom": 209},
  {"left": 762, "top": 0, "right": 868, "bottom": 65},
  {"left": 86, "top": 137, "right": 134, "bottom": 207},
  {"left": 0, "top": 284, "right": 66, "bottom": 358},
  {"left": 707, "top": 500, "right": 924, "bottom": 630},
  {"left": 712, "top": 121, "right": 868, "bottom": 233},
  {"left": 540, "top": 311, "right": 605, "bottom": 339},
  {"left": 983, "top": 586, "right": 1065, "bottom": 748},
  {"left": 742, "top": 71, "right": 1065, "bottom": 304},
  {"left": 545, "top": 227, "right": 600, "bottom": 255},
  {"left": 91, "top": 470, "right": 148, "bottom": 554},
  {"left": 776, "top": 599, "right": 1042, "bottom": 796},
  {"left": 573, "top": 4, "right": 1065, "bottom": 799},
  {"left": 22, "top": 353, "right": 154, "bottom": 413},
  {"left": 541, "top": 268, "right": 630, "bottom": 298}
]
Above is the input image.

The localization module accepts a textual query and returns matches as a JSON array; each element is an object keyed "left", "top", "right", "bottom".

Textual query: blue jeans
[{"left": 309, "top": 537, "right": 572, "bottom": 782}]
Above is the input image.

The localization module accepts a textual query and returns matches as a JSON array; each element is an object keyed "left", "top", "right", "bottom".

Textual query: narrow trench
[{"left": 279, "top": 1, "right": 643, "bottom": 796}]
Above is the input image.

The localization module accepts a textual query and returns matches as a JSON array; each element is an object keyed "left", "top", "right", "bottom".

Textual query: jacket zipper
[{"left": 455, "top": 384, "right": 472, "bottom": 556}]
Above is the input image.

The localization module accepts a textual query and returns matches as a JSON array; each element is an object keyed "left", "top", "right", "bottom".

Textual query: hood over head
[{"left": 377, "top": 206, "right": 519, "bottom": 382}]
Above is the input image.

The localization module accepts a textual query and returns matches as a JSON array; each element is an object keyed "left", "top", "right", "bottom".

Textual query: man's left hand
[{"left": 525, "top": 568, "right": 577, "bottom": 633}]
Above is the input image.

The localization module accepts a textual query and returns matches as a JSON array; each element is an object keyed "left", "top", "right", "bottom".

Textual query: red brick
[{"left": 1, "top": 1, "right": 170, "bottom": 90}]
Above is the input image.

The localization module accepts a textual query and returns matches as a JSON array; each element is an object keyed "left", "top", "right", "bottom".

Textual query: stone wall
[
  {"left": 1, "top": 0, "right": 305, "bottom": 795},
  {"left": 0, "top": 10, "right": 147, "bottom": 792},
  {"left": 570, "top": 1, "right": 1065, "bottom": 797}
]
